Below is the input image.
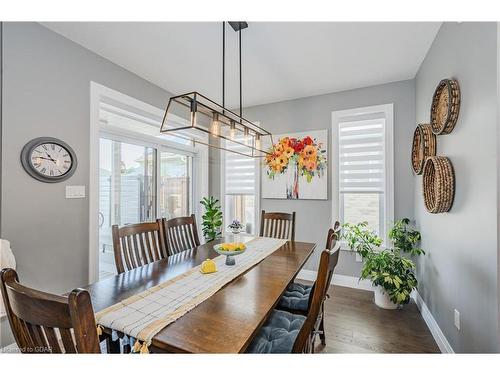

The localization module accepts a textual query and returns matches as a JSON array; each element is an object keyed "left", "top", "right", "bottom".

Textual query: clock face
[
  {"left": 21, "top": 137, "right": 77, "bottom": 183},
  {"left": 29, "top": 143, "right": 73, "bottom": 178}
]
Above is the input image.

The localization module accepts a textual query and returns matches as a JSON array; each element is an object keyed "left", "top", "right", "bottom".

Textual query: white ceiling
[{"left": 41, "top": 22, "right": 441, "bottom": 108}]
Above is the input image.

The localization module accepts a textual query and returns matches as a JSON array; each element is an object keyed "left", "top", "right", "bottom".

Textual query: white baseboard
[
  {"left": 296, "top": 270, "right": 374, "bottom": 291},
  {"left": 412, "top": 290, "right": 454, "bottom": 353},
  {"left": 297, "top": 269, "right": 453, "bottom": 354}
]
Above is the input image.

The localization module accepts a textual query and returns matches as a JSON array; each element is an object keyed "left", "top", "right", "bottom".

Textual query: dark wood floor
[{"left": 315, "top": 285, "right": 440, "bottom": 353}]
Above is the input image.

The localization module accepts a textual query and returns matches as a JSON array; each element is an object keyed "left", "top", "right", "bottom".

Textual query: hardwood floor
[{"left": 316, "top": 285, "right": 440, "bottom": 353}]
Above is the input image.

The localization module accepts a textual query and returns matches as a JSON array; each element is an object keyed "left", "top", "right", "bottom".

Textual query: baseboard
[
  {"left": 296, "top": 270, "right": 374, "bottom": 291},
  {"left": 297, "top": 269, "right": 453, "bottom": 354},
  {"left": 412, "top": 290, "right": 454, "bottom": 353}
]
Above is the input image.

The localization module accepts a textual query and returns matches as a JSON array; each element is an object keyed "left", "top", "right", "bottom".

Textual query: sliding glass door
[
  {"left": 98, "top": 138, "right": 156, "bottom": 277},
  {"left": 159, "top": 151, "right": 192, "bottom": 220}
]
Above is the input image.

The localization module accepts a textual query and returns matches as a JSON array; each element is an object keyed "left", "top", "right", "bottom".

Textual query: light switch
[{"left": 66, "top": 185, "right": 86, "bottom": 199}]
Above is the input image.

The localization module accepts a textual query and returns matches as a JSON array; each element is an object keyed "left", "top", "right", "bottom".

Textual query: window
[
  {"left": 332, "top": 104, "right": 394, "bottom": 244},
  {"left": 222, "top": 136, "right": 259, "bottom": 235}
]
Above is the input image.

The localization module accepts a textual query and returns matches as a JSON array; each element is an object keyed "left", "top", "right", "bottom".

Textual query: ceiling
[{"left": 41, "top": 22, "right": 441, "bottom": 108}]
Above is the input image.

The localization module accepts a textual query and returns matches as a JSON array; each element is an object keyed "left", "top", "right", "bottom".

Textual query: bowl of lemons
[{"left": 213, "top": 242, "right": 247, "bottom": 266}]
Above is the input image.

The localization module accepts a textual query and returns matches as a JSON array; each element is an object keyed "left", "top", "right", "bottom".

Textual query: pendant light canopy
[{"left": 160, "top": 22, "right": 274, "bottom": 157}]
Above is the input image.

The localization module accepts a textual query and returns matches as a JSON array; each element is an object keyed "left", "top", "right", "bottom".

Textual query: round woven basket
[
  {"left": 411, "top": 124, "right": 436, "bottom": 175},
  {"left": 422, "top": 156, "right": 455, "bottom": 213},
  {"left": 430, "top": 79, "right": 460, "bottom": 135}
]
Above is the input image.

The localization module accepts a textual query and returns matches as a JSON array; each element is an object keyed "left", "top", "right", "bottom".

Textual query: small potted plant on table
[{"left": 228, "top": 219, "right": 244, "bottom": 234}]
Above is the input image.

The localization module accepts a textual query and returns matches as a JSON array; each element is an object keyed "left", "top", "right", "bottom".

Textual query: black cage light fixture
[{"left": 160, "top": 22, "right": 274, "bottom": 157}]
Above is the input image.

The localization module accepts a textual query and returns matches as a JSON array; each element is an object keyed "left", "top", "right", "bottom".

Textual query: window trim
[{"left": 332, "top": 104, "right": 394, "bottom": 246}]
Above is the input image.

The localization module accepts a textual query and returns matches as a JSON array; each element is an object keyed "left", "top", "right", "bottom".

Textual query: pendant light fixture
[{"left": 160, "top": 22, "right": 273, "bottom": 157}]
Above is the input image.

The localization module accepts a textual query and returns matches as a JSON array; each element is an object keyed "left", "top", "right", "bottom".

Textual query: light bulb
[
  {"left": 255, "top": 134, "right": 261, "bottom": 150},
  {"left": 244, "top": 127, "right": 250, "bottom": 145},
  {"left": 211, "top": 113, "right": 220, "bottom": 136},
  {"left": 229, "top": 121, "right": 236, "bottom": 140}
]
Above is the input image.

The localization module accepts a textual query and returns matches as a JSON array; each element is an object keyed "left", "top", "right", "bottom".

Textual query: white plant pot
[{"left": 373, "top": 285, "right": 398, "bottom": 310}]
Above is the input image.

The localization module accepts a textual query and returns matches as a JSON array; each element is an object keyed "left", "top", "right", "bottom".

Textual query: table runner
[{"left": 95, "top": 237, "right": 287, "bottom": 346}]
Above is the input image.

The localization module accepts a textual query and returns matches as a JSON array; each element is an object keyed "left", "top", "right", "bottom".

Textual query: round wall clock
[
  {"left": 430, "top": 78, "right": 460, "bottom": 135},
  {"left": 21, "top": 137, "right": 77, "bottom": 183}
]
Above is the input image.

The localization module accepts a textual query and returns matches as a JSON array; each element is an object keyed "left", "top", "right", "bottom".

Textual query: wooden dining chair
[
  {"left": 259, "top": 210, "right": 296, "bottom": 241},
  {"left": 112, "top": 220, "right": 167, "bottom": 274},
  {"left": 0, "top": 268, "right": 101, "bottom": 353},
  {"left": 161, "top": 214, "right": 201, "bottom": 256},
  {"left": 277, "top": 222, "right": 340, "bottom": 309},
  {"left": 246, "top": 242, "right": 340, "bottom": 353}
]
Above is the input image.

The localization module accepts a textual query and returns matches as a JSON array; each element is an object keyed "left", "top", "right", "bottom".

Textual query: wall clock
[{"left": 21, "top": 137, "right": 77, "bottom": 183}]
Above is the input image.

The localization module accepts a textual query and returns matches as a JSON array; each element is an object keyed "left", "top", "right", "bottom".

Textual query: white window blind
[
  {"left": 224, "top": 137, "right": 256, "bottom": 195},
  {"left": 339, "top": 119, "right": 385, "bottom": 194}
]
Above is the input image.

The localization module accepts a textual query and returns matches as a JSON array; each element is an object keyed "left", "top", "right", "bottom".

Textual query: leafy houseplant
[
  {"left": 341, "top": 221, "right": 382, "bottom": 257},
  {"left": 340, "top": 219, "right": 424, "bottom": 307},
  {"left": 200, "top": 196, "right": 223, "bottom": 242},
  {"left": 389, "top": 218, "right": 425, "bottom": 256}
]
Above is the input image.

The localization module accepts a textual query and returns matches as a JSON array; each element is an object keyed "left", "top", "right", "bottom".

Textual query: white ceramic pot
[{"left": 373, "top": 285, "right": 398, "bottom": 310}]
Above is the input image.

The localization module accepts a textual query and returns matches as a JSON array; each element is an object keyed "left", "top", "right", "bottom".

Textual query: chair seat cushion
[
  {"left": 277, "top": 282, "right": 313, "bottom": 312},
  {"left": 246, "top": 310, "right": 306, "bottom": 353}
]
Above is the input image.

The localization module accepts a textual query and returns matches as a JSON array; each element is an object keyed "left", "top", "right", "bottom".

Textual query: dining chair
[
  {"left": 246, "top": 241, "right": 340, "bottom": 353},
  {"left": 160, "top": 214, "right": 201, "bottom": 256},
  {"left": 276, "top": 222, "right": 341, "bottom": 345},
  {"left": 112, "top": 220, "right": 167, "bottom": 274},
  {"left": 0, "top": 268, "right": 101, "bottom": 354},
  {"left": 259, "top": 210, "right": 296, "bottom": 241}
]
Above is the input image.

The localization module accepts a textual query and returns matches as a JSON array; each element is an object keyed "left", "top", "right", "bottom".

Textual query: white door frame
[{"left": 89, "top": 82, "right": 208, "bottom": 283}]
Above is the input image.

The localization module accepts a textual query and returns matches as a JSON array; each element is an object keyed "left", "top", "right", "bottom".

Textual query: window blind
[
  {"left": 339, "top": 119, "right": 385, "bottom": 194},
  {"left": 224, "top": 137, "right": 256, "bottom": 195}
]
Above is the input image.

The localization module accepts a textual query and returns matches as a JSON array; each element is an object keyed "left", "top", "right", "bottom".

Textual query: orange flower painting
[{"left": 264, "top": 130, "right": 327, "bottom": 199}]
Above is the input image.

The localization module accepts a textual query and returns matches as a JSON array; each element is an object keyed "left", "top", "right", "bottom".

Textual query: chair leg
[{"left": 319, "top": 304, "right": 326, "bottom": 345}]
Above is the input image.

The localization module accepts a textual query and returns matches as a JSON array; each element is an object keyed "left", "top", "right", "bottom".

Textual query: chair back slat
[
  {"left": 292, "top": 230, "right": 341, "bottom": 353},
  {"left": 161, "top": 215, "right": 201, "bottom": 256},
  {"left": 112, "top": 220, "right": 167, "bottom": 274},
  {"left": 259, "top": 210, "right": 296, "bottom": 241},
  {"left": 0, "top": 268, "right": 100, "bottom": 354}
]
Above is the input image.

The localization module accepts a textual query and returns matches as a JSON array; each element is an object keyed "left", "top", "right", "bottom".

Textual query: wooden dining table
[{"left": 82, "top": 235, "right": 316, "bottom": 353}]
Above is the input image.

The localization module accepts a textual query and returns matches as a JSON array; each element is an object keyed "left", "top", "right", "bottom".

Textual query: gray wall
[
  {"left": 243, "top": 80, "right": 416, "bottom": 274},
  {"left": 1, "top": 23, "right": 172, "bottom": 294},
  {"left": 414, "top": 22, "right": 498, "bottom": 353}
]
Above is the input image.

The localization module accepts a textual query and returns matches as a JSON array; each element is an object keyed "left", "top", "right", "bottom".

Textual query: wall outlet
[
  {"left": 355, "top": 253, "right": 363, "bottom": 262},
  {"left": 66, "top": 185, "right": 86, "bottom": 199},
  {"left": 454, "top": 309, "right": 460, "bottom": 330}
]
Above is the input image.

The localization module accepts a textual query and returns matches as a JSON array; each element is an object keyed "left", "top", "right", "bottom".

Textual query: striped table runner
[{"left": 95, "top": 237, "right": 287, "bottom": 346}]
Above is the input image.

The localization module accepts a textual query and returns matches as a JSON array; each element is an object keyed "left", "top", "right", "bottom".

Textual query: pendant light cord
[
  {"left": 222, "top": 22, "right": 225, "bottom": 114},
  {"left": 239, "top": 28, "right": 242, "bottom": 119}
]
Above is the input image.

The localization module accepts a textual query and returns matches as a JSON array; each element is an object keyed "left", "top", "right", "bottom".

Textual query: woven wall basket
[
  {"left": 430, "top": 79, "right": 460, "bottom": 135},
  {"left": 422, "top": 156, "right": 455, "bottom": 213},
  {"left": 411, "top": 124, "right": 436, "bottom": 175}
]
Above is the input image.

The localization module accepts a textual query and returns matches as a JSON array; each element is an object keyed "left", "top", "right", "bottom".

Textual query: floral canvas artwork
[{"left": 262, "top": 129, "right": 328, "bottom": 200}]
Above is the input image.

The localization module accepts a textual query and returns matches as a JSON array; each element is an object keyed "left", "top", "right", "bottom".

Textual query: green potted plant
[
  {"left": 200, "top": 196, "right": 223, "bottom": 242},
  {"left": 340, "top": 219, "right": 424, "bottom": 309}
]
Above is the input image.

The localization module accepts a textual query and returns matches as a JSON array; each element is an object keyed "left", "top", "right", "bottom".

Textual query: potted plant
[
  {"left": 228, "top": 219, "right": 244, "bottom": 234},
  {"left": 200, "top": 196, "right": 223, "bottom": 242},
  {"left": 340, "top": 219, "right": 424, "bottom": 309}
]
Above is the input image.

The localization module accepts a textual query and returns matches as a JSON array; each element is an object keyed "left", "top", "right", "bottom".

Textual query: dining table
[{"left": 81, "top": 235, "right": 316, "bottom": 353}]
